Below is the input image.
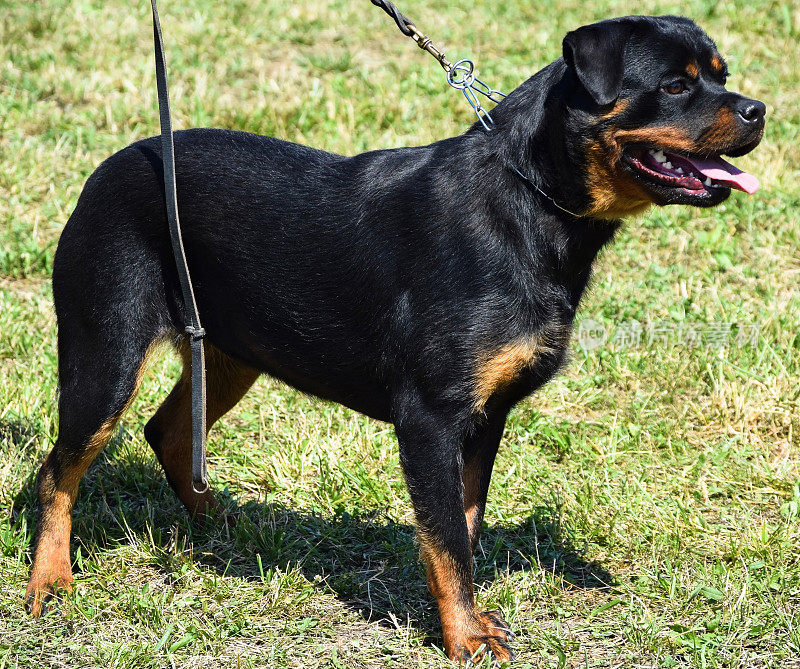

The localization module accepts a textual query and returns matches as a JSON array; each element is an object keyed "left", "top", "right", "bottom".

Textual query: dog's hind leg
[
  {"left": 144, "top": 342, "right": 259, "bottom": 518},
  {"left": 462, "top": 410, "right": 508, "bottom": 553},
  {"left": 26, "top": 318, "right": 161, "bottom": 616}
]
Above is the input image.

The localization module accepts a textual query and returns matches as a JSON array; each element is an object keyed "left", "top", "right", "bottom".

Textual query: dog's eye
[{"left": 662, "top": 81, "right": 687, "bottom": 95}]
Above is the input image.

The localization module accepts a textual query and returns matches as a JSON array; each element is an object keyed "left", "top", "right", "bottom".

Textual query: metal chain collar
[
  {"left": 372, "top": 0, "right": 583, "bottom": 217},
  {"left": 371, "top": 0, "right": 506, "bottom": 131}
]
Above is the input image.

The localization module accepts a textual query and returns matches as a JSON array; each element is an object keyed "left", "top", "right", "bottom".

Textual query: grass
[{"left": 1, "top": 0, "right": 799, "bottom": 666}]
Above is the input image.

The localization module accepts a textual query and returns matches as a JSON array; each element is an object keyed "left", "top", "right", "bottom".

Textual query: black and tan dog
[{"left": 26, "top": 14, "right": 764, "bottom": 665}]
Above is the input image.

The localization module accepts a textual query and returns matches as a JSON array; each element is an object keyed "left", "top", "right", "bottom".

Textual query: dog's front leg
[{"left": 394, "top": 395, "right": 515, "bottom": 665}]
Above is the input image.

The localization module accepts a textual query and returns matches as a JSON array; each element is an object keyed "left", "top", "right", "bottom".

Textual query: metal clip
[
  {"left": 407, "top": 23, "right": 452, "bottom": 71},
  {"left": 384, "top": 10, "right": 507, "bottom": 132},
  {"left": 185, "top": 325, "right": 206, "bottom": 341},
  {"left": 192, "top": 478, "right": 210, "bottom": 495},
  {"left": 446, "top": 59, "right": 507, "bottom": 131}
]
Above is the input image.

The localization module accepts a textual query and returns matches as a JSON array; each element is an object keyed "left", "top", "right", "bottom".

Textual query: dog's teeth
[
  {"left": 675, "top": 167, "right": 684, "bottom": 174},
  {"left": 648, "top": 149, "right": 656, "bottom": 156},
  {"left": 653, "top": 150, "right": 666, "bottom": 163},
  {"left": 704, "top": 176, "right": 713, "bottom": 186},
  {"left": 663, "top": 161, "right": 673, "bottom": 169}
]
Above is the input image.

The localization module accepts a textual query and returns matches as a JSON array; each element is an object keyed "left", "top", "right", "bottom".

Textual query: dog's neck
[
  {"left": 466, "top": 60, "right": 619, "bottom": 299},
  {"left": 487, "top": 60, "right": 594, "bottom": 213}
]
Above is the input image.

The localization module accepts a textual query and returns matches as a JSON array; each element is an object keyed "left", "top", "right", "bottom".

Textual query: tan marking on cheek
[
  {"left": 584, "top": 142, "right": 652, "bottom": 219},
  {"left": 685, "top": 60, "right": 699, "bottom": 79},
  {"left": 582, "top": 129, "right": 661, "bottom": 219},
  {"left": 611, "top": 126, "right": 699, "bottom": 153}
]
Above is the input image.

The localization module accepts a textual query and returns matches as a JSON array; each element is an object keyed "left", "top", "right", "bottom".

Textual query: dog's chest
[{"left": 471, "top": 320, "right": 571, "bottom": 411}]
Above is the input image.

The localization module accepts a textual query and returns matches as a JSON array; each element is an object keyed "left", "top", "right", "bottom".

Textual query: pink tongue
[{"left": 682, "top": 155, "right": 760, "bottom": 194}]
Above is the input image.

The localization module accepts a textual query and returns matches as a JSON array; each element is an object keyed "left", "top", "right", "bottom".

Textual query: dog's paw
[
  {"left": 478, "top": 610, "right": 516, "bottom": 642},
  {"left": 25, "top": 570, "right": 73, "bottom": 618},
  {"left": 448, "top": 610, "right": 517, "bottom": 666}
]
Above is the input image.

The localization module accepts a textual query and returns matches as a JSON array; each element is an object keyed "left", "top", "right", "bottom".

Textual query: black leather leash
[
  {"left": 150, "top": 0, "right": 209, "bottom": 495},
  {"left": 371, "top": 0, "right": 414, "bottom": 35}
]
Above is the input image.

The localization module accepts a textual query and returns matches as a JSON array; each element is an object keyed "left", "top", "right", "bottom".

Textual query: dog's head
[{"left": 561, "top": 15, "right": 765, "bottom": 219}]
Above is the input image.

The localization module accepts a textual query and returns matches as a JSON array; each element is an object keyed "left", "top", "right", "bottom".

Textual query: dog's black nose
[{"left": 736, "top": 98, "right": 766, "bottom": 125}]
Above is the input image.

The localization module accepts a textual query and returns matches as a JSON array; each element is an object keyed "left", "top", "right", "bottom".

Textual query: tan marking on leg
[
  {"left": 27, "top": 342, "right": 158, "bottom": 615},
  {"left": 419, "top": 536, "right": 475, "bottom": 659},
  {"left": 462, "top": 459, "right": 482, "bottom": 551},
  {"left": 148, "top": 341, "right": 259, "bottom": 517},
  {"left": 26, "top": 452, "right": 80, "bottom": 615},
  {"left": 420, "top": 536, "right": 513, "bottom": 663}
]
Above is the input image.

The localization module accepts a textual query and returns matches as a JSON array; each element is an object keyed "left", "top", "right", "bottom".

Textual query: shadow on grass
[
  {"left": 0, "top": 414, "right": 42, "bottom": 460},
  {"left": 11, "top": 425, "right": 614, "bottom": 640}
]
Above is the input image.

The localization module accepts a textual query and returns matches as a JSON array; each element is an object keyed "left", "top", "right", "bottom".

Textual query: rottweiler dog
[{"left": 26, "top": 14, "right": 764, "bottom": 665}]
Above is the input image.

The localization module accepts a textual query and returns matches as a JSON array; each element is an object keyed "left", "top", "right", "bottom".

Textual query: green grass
[{"left": 1, "top": 0, "right": 799, "bottom": 666}]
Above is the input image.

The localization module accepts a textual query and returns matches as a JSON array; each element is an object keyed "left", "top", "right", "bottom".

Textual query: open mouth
[{"left": 624, "top": 147, "right": 759, "bottom": 202}]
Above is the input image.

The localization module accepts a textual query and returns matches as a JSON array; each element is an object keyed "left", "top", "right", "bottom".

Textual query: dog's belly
[
  {"left": 182, "top": 229, "right": 397, "bottom": 421},
  {"left": 205, "top": 308, "right": 395, "bottom": 422},
  {"left": 182, "top": 229, "right": 398, "bottom": 421}
]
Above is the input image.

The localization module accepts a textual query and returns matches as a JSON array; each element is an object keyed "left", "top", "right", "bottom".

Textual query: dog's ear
[{"left": 562, "top": 20, "right": 635, "bottom": 106}]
